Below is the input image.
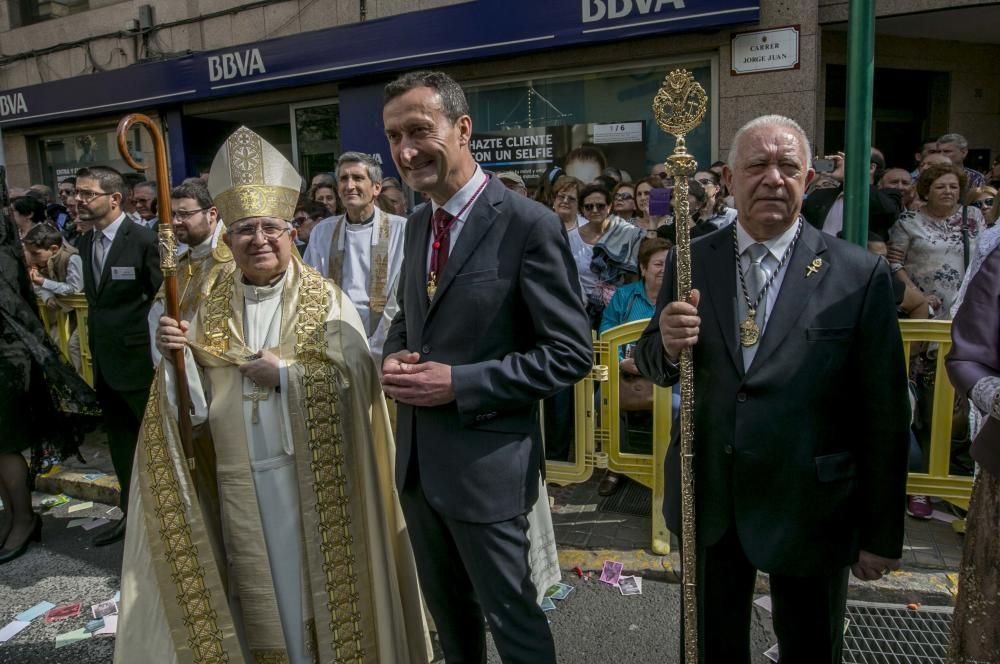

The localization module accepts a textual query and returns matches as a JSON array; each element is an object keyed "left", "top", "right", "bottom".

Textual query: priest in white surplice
[
  {"left": 146, "top": 179, "right": 234, "bottom": 366},
  {"left": 115, "top": 127, "right": 430, "bottom": 664},
  {"left": 302, "top": 152, "right": 406, "bottom": 364}
]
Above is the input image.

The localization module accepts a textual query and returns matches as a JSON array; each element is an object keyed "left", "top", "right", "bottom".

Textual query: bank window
[
  {"left": 38, "top": 126, "right": 149, "bottom": 190},
  {"left": 8, "top": 0, "right": 89, "bottom": 28},
  {"left": 291, "top": 100, "right": 340, "bottom": 182},
  {"left": 465, "top": 62, "right": 713, "bottom": 187}
]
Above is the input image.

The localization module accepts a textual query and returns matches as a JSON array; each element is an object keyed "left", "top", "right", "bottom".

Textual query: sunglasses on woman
[
  {"left": 583, "top": 203, "right": 608, "bottom": 212},
  {"left": 973, "top": 198, "right": 995, "bottom": 209}
]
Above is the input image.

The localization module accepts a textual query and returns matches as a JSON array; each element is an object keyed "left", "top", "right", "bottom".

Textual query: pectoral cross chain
[{"left": 243, "top": 383, "right": 270, "bottom": 424}]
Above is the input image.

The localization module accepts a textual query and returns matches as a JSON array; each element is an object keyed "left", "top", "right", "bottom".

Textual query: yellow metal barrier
[
  {"left": 900, "top": 319, "right": 973, "bottom": 508},
  {"left": 552, "top": 317, "right": 975, "bottom": 554},
  {"left": 543, "top": 346, "right": 602, "bottom": 486},
  {"left": 35, "top": 294, "right": 94, "bottom": 387},
  {"left": 595, "top": 320, "right": 674, "bottom": 554}
]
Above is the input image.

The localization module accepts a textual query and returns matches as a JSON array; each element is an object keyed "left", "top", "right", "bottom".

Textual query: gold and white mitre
[{"left": 207, "top": 126, "right": 303, "bottom": 225}]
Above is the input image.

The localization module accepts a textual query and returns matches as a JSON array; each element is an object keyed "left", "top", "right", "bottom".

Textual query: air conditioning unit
[{"left": 35, "top": 0, "right": 72, "bottom": 19}]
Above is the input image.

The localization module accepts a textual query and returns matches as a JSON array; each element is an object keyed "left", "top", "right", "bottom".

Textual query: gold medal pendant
[
  {"left": 426, "top": 272, "right": 438, "bottom": 299},
  {"left": 739, "top": 309, "right": 761, "bottom": 347}
]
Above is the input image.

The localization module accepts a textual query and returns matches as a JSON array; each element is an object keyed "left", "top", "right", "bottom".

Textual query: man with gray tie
[
  {"left": 636, "top": 115, "right": 910, "bottom": 663},
  {"left": 76, "top": 166, "right": 161, "bottom": 546}
]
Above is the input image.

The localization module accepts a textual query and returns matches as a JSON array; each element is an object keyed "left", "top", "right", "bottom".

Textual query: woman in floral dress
[
  {"left": 890, "top": 162, "right": 986, "bottom": 518},
  {"left": 889, "top": 163, "right": 985, "bottom": 319}
]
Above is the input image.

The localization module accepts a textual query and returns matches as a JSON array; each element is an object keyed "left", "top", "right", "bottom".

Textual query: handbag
[{"left": 617, "top": 291, "right": 654, "bottom": 411}]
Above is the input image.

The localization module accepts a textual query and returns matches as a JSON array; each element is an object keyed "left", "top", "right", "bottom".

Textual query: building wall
[
  {"left": 822, "top": 30, "right": 1000, "bottom": 157},
  {"left": 818, "top": 0, "right": 997, "bottom": 23},
  {"left": 2, "top": 0, "right": 995, "bottom": 187}
]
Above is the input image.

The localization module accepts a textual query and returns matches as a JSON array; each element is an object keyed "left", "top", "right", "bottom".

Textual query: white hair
[
  {"left": 937, "top": 133, "right": 968, "bottom": 150},
  {"left": 729, "top": 115, "right": 812, "bottom": 170}
]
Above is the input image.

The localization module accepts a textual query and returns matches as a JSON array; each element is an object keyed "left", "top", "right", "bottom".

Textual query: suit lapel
[
  {"left": 425, "top": 178, "right": 501, "bottom": 318},
  {"left": 97, "top": 219, "right": 131, "bottom": 297},
  {"left": 703, "top": 230, "right": 743, "bottom": 375},
  {"left": 747, "top": 222, "right": 829, "bottom": 374},
  {"left": 80, "top": 230, "right": 96, "bottom": 299}
]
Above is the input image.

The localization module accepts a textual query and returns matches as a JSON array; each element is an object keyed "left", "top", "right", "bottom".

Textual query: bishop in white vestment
[{"left": 116, "top": 127, "right": 430, "bottom": 664}]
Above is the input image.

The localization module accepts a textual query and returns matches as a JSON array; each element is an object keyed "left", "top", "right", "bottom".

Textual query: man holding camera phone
[{"left": 802, "top": 150, "right": 903, "bottom": 239}]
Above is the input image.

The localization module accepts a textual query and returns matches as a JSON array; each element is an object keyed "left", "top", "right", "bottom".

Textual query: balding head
[{"left": 729, "top": 115, "right": 812, "bottom": 174}]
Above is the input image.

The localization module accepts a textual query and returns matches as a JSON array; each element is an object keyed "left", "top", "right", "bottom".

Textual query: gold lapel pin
[{"left": 806, "top": 257, "right": 823, "bottom": 277}]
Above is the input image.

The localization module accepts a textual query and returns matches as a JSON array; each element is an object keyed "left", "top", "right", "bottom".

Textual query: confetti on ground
[
  {"left": 55, "top": 627, "right": 91, "bottom": 649},
  {"left": 67, "top": 502, "right": 94, "bottom": 514},
  {"left": 45, "top": 603, "right": 81, "bottom": 623},
  {"left": 81, "top": 518, "right": 110, "bottom": 531},
  {"left": 0, "top": 621, "right": 30, "bottom": 643},
  {"left": 15, "top": 601, "right": 55, "bottom": 622}
]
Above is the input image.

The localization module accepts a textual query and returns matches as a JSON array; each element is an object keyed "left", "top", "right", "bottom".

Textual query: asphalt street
[
  {"left": 1, "top": 493, "right": 778, "bottom": 664},
  {"left": 0, "top": 493, "right": 122, "bottom": 664},
  {"left": 485, "top": 571, "right": 776, "bottom": 664}
]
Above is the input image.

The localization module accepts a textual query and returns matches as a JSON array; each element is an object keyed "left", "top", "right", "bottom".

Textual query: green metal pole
[{"left": 842, "top": 0, "right": 876, "bottom": 247}]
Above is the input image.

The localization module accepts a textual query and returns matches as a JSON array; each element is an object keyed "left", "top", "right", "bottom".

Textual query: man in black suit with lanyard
[
  {"left": 76, "top": 166, "right": 161, "bottom": 546},
  {"left": 381, "top": 71, "right": 592, "bottom": 663},
  {"left": 636, "top": 116, "right": 910, "bottom": 663}
]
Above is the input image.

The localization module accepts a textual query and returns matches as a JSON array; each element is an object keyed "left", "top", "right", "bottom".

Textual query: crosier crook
[{"left": 116, "top": 114, "right": 196, "bottom": 477}]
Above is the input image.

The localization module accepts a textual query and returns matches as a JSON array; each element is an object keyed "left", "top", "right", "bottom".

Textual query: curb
[
  {"left": 558, "top": 548, "right": 957, "bottom": 606},
  {"left": 34, "top": 469, "right": 120, "bottom": 507}
]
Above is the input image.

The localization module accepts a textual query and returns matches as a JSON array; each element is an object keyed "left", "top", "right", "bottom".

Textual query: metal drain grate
[
  {"left": 843, "top": 601, "right": 953, "bottom": 663},
  {"left": 597, "top": 479, "right": 651, "bottom": 517}
]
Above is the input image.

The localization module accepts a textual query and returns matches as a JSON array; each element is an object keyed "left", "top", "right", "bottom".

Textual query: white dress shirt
[
  {"left": 425, "top": 165, "right": 489, "bottom": 272},
  {"left": 735, "top": 217, "right": 802, "bottom": 337}
]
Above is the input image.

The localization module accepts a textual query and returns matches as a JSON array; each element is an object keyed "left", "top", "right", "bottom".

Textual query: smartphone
[
  {"left": 649, "top": 187, "right": 672, "bottom": 216},
  {"left": 813, "top": 158, "right": 835, "bottom": 173}
]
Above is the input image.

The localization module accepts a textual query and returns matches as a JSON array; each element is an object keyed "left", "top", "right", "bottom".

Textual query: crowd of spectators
[{"left": 5, "top": 131, "right": 997, "bottom": 505}]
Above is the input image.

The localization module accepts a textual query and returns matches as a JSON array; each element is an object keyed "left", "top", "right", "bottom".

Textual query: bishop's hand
[
  {"left": 240, "top": 349, "right": 281, "bottom": 389},
  {"left": 156, "top": 316, "right": 189, "bottom": 360}
]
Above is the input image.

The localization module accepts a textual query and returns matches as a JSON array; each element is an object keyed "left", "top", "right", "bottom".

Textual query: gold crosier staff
[
  {"left": 653, "top": 69, "right": 708, "bottom": 664},
  {"left": 116, "top": 115, "right": 196, "bottom": 476}
]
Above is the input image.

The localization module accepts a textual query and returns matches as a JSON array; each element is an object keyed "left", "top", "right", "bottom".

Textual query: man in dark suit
[
  {"left": 801, "top": 149, "right": 902, "bottom": 240},
  {"left": 636, "top": 116, "right": 910, "bottom": 663},
  {"left": 76, "top": 166, "right": 162, "bottom": 546},
  {"left": 380, "top": 71, "right": 592, "bottom": 664}
]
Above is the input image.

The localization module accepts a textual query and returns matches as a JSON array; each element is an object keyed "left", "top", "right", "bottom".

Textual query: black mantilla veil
[{"left": 0, "top": 216, "right": 99, "bottom": 481}]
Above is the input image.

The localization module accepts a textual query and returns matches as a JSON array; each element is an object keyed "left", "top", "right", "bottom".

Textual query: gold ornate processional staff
[{"left": 652, "top": 69, "right": 708, "bottom": 664}]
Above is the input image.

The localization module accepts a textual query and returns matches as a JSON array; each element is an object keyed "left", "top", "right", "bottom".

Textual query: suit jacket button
[
  {"left": 421, "top": 344, "right": 432, "bottom": 354},
  {"left": 724, "top": 445, "right": 734, "bottom": 455},
  {"left": 736, "top": 392, "right": 747, "bottom": 403}
]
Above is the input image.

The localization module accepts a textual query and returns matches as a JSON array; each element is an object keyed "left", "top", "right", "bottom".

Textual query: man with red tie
[{"left": 381, "top": 71, "right": 592, "bottom": 664}]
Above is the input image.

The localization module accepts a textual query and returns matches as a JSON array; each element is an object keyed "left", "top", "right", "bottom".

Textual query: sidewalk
[
  {"left": 31, "top": 432, "right": 119, "bottom": 507},
  {"left": 40, "top": 437, "right": 964, "bottom": 605}
]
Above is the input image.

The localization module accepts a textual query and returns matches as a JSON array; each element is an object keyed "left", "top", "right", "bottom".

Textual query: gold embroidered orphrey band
[
  {"left": 144, "top": 378, "right": 230, "bottom": 663},
  {"left": 295, "top": 267, "right": 372, "bottom": 662},
  {"left": 201, "top": 274, "right": 236, "bottom": 357}
]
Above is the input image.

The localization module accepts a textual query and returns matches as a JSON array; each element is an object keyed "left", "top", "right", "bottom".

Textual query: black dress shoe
[
  {"left": 0, "top": 515, "right": 42, "bottom": 564},
  {"left": 93, "top": 517, "right": 126, "bottom": 547},
  {"left": 598, "top": 470, "right": 625, "bottom": 497}
]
